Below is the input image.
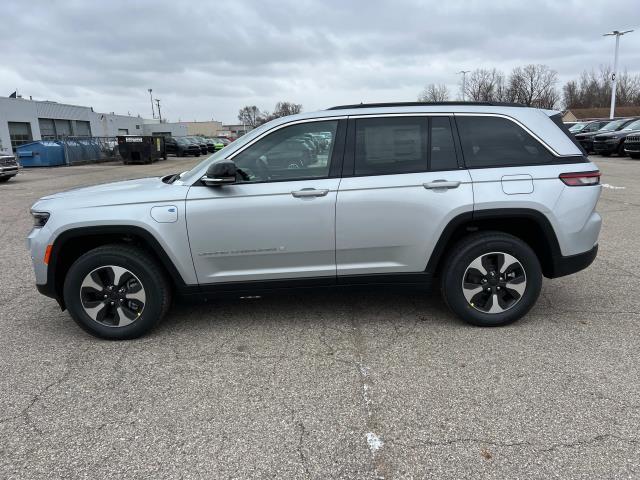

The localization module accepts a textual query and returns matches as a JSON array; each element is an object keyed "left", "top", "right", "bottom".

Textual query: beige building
[{"left": 182, "top": 120, "right": 224, "bottom": 136}]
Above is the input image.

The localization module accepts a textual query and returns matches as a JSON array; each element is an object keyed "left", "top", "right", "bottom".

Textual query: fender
[
  {"left": 44, "top": 225, "right": 193, "bottom": 307},
  {"left": 425, "top": 208, "right": 562, "bottom": 277}
]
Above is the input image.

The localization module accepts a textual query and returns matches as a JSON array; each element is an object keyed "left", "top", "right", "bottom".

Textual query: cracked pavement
[{"left": 1, "top": 156, "right": 639, "bottom": 479}]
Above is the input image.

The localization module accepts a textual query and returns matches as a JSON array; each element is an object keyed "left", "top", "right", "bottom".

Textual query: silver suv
[{"left": 28, "top": 102, "right": 602, "bottom": 339}]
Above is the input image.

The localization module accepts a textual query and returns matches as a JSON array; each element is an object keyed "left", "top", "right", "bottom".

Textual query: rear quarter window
[{"left": 456, "top": 116, "right": 556, "bottom": 168}]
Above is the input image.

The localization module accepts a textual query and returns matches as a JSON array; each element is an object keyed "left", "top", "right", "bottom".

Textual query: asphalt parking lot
[{"left": 1, "top": 155, "right": 639, "bottom": 479}]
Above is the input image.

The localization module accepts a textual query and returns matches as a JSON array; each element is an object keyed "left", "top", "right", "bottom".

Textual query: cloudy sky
[{"left": 2, "top": 0, "right": 639, "bottom": 123}]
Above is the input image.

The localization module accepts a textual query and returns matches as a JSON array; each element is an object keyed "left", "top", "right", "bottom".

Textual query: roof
[
  {"left": 328, "top": 101, "right": 526, "bottom": 110},
  {"left": 566, "top": 106, "right": 640, "bottom": 120}
]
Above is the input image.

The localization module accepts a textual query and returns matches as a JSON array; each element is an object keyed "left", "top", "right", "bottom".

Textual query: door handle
[
  {"left": 291, "top": 188, "right": 329, "bottom": 198},
  {"left": 423, "top": 180, "right": 461, "bottom": 190}
]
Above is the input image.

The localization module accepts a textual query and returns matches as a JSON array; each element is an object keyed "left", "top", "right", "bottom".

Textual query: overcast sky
[{"left": 2, "top": 0, "right": 639, "bottom": 124}]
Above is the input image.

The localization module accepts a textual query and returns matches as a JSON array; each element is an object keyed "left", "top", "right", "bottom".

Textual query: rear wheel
[
  {"left": 63, "top": 245, "right": 171, "bottom": 339},
  {"left": 617, "top": 143, "right": 627, "bottom": 156},
  {"left": 440, "top": 232, "right": 542, "bottom": 327},
  {"left": 0, "top": 177, "right": 10, "bottom": 183}
]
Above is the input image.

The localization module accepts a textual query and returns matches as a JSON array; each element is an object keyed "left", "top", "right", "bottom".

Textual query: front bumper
[
  {"left": 548, "top": 244, "right": 598, "bottom": 278},
  {"left": 0, "top": 165, "right": 19, "bottom": 177},
  {"left": 593, "top": 140, "right": 619, "bottom": 154},
  {"left": 624, "top": 142, "right": 640, "bottom": 154}
]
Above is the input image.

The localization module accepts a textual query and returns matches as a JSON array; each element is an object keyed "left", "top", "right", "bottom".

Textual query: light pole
[
  {"left": 148, "top": 89, "right": 155, "bottom": 119},
  {"left": 603, "top": 30, "right": 633, "bottom": 119},
  {"left": 457, "top": 70, "right": 470, "bottom": 101},
  {"left": 155, "top": 99, "right": 162, "bottom": 122}
]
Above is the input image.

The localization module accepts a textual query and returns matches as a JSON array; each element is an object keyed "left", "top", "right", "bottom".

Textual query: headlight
[{"left": 31, "top": 211, "right": 50, "bottom": 228}]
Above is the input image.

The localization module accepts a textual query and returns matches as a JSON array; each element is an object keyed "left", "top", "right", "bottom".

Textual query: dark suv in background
[
  {"left": 165, "top": 137, "right": 202, "bottom": 157},
  {"left": 574, "top": 118, "right": 636, "bottom": 153},
  {"left": 593, "top": 118, "right": 640, "bottom": 156}
]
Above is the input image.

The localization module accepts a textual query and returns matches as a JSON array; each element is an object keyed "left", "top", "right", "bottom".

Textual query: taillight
[{"left": 559, "top": 171, "right": 601, "bottom": 186}]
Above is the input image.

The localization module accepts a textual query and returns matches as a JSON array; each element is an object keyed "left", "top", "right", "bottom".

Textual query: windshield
[
  {"left": 622, "top": 119, "right": 640, "bottom": 131},
  {"left": 601, "top": 120, "right": 627, "bottom": 131},
  {"left": 569, "top": 122, "right": 588, "bottom": 132}
]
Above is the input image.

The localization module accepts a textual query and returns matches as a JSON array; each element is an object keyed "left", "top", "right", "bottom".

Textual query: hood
[
  {"left": 595, "top": 129, "right": 640, "bottom": 140},
  {"left": 39, "top": 177, "right": 164, "bottom": 200},
  {"left": 32, "top": 176, "right": 189, "bottom": 214}
]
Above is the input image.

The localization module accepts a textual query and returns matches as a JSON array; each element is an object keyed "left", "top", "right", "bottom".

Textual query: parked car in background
[
  {"left": 574, "top": 118, "right": 636, "bottom": 153},
  {"left": 165, "top": 137, "right": 201, "bottom": 157},
  {"left": 213, "top": 137, "right": 231, "bottom": 147},
  {"left": 186, "top": 137, "right": 208, "bottom": 155},
  {"left": 210, "top": 138, "right": 226, "bottom": 150},
  {"left": 569, "top": 120, "right": 610, "bottom": 135},
  {"left": 194, "top": 136, "right": 216, "bottom": 153},
  {"left": 0, "top": 154, "right": 19, "bottom": 182},
  {"left": 593, "top": 118, "right": 640, "bottom": 156}
]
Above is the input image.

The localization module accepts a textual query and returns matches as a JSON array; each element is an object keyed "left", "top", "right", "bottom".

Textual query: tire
[
  {"left": 63, "top": 244, "right": 171, "bottom": 340},
  {"left": 440, "top": 231, "right": 542, "bottom": 327},
  {"left": 0, "top": 177, "right": 10, "bottom": 183},
  {"left": 601, "top": 152, "right": 611, "bottom": 157},
  {"left": 617, "top": 143, "right": 627, "bottom": 157},
  {"left": 630, "top": 154, "right": 640, "bottom": 159}
]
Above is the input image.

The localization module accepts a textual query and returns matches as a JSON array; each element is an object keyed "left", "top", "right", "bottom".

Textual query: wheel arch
[
  {"left": 47, "top": 225, "right": 189, "bottom": 308},
  {"left": 426, "top": 209, "right": 562, "bottom": 278}
]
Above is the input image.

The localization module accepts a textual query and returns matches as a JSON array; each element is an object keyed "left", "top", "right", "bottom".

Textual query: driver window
[{"left": 232, "top": 120, "right": 338, "bottom": 183}]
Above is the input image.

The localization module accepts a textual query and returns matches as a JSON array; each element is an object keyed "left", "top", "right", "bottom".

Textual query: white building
[{"left": 0, "top": 96, "right": 186, "bottom": 154}]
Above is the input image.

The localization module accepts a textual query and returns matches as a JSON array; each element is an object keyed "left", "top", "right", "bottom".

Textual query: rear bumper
[{"left": 548, "top": 244, "right": 598, "bottom": 278}]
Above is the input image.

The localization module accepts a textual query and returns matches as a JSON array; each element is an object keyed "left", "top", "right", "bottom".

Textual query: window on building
[
  {"left": 354, "top": 117, "right": 427, "bottom": 175},
  {"left": 75, "top": 121, "right": 91, "bottom": 137},
  {"left": 8, "top": 122, "right": 33, "bottom": 149},
  {"left": 54, "top": 119, "right": 72, "bottom": 138},
  {"left": 456, "top": 116, "right": 555, "bottom": 167},
  {"left": 38, "top": 118, "right": 56, "bottom": 139}
]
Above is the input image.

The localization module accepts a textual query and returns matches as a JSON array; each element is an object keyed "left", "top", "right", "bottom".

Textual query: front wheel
[
  {"left": 440, "top": 232, "right": 542, "bottom": 327},
  {"left": 63, "top": 245, "right": 171, "bottom": 339}
]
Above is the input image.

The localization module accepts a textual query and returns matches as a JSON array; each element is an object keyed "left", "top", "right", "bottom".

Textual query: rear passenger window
[
  {"left": 456, "top": 116, "right": 555, "bottom": 168},
  {"left": 430, "top": 117, "right": 458, "bottom": 171},
  {"left": 355, "top": 117, "right": 427, "bottom": 175}
]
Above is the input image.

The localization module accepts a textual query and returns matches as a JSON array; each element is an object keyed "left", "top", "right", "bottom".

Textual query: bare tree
[
  {"left": 257, "top": 101, "right": 303, "bottom": 125},
  {"left": 508, "top": 64, "right": 559, "bottom": 109},
  {"left": 237, "top": 106, "right": 263, "bottom": 128},
  {"left": 418, "top": 83, "right": 450, "bottom": 102},
  {"left": 562, "top": 65, "right": 640, "bottom": 109},
  {"left": 463, "top": 69, "right": 506, "bottom": 102}
]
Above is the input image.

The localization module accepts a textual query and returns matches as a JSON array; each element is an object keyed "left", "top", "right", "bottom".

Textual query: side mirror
[{"left": 202, "top": 160, "right": 237, "bottom": 186}]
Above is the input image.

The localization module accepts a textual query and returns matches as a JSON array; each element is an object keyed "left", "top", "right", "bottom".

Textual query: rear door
[{"left": 336, "top": 115, "right": 473, "bottom": 277}]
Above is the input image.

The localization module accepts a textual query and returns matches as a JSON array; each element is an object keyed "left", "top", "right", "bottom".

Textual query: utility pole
[
  {"left": 603, "top": 30, "right": 633, "bottom": 119},
  {"left": 155, "top": 99, "right": 162, "bottom": 122},
  {"left": 148, "top": 88, "right": 155, "bottom": 119},
  {"left": 457, "top": 70, "right": 470, "bottom": 101}
]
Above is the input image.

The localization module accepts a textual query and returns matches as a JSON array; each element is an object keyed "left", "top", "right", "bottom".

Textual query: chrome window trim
[{"left": 226, "top": 116, "right": 347, "bottom": 160}]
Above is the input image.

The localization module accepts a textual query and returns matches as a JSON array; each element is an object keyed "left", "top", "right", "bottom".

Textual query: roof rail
[{"left": 327, "top": 101, "right": 527, "bottom": 110}]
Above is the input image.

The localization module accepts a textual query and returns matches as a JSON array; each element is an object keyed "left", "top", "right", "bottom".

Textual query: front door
[{"left": 186, "top": 119, "right": 345, "bottom": 285}]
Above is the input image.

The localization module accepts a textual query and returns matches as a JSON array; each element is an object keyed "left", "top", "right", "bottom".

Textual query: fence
[{"left": 57, "top": 137, "right": 120, "bottom": 165}]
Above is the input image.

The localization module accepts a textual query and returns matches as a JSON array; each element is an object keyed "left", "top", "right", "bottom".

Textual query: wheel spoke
[
  {"left": 486, "top": 294, "right": 506, "bottom": 314},
  {"left": 81, "top": 272, "right": 104, "bottom": 292},
  {"left": 499, "top": 253, "right": 520, "bottom": 274},
  {"left": 468, "top": 256, "right": 487, "bottom": 276},
  {"left": 505, "top": 276, "right": 526, "bottom": 296},
  {"left": 115, "top": 307, "right": 135, "bottom": 327},
  {"left": 84, "top": 302, "right": 107, "bottom": 321},
  {"left": 462, "top": 284, "right": 484, "bottom": 302}
]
